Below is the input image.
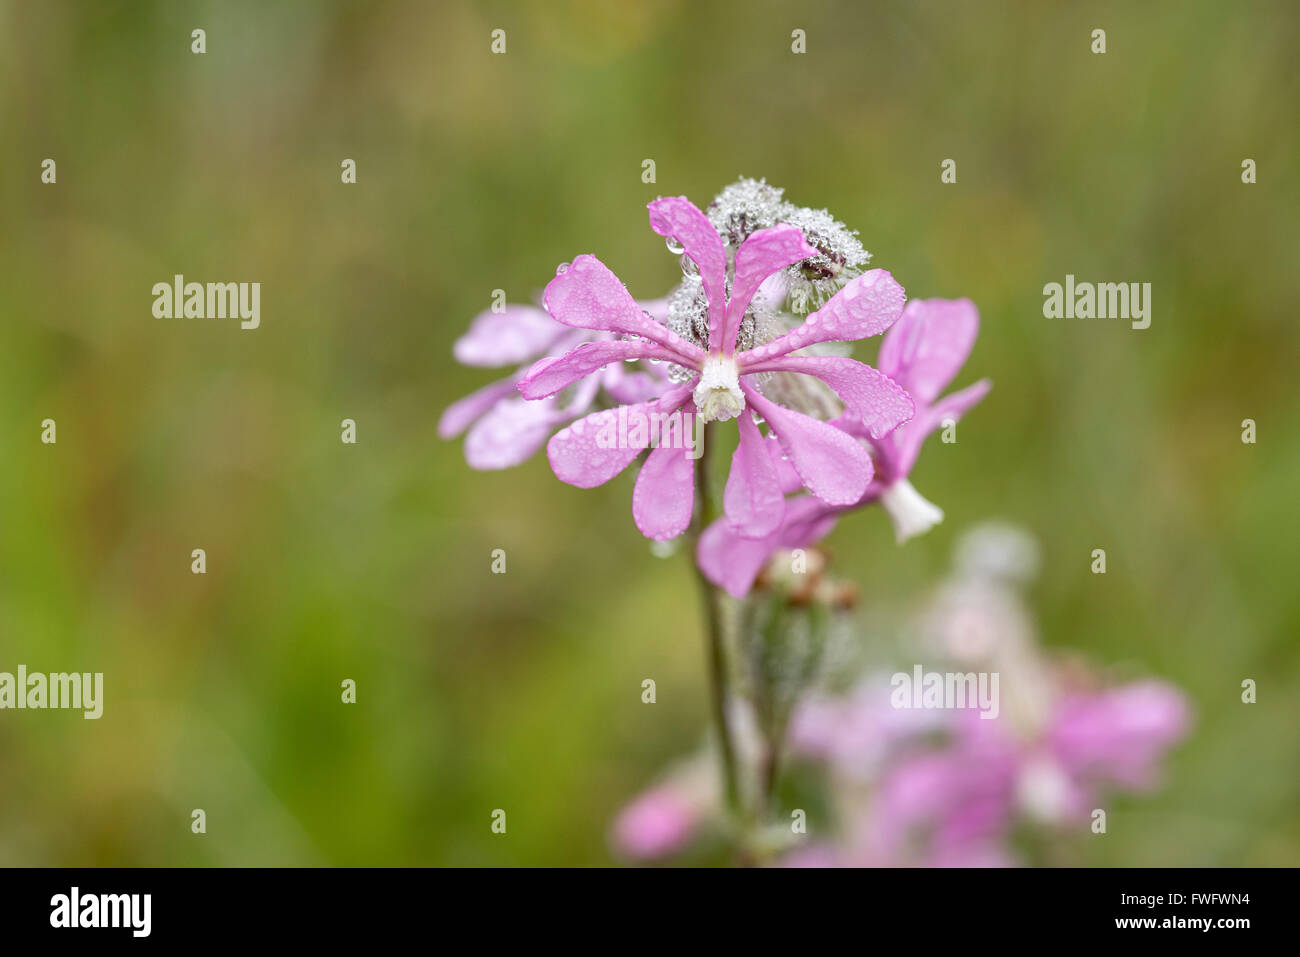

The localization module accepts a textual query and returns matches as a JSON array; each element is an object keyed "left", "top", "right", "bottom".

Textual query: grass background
[{"left": 0, "top": 0, "right": 1296, "bottom": 865}]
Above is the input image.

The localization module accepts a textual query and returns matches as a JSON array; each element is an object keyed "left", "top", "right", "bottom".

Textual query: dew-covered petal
[
  {"left": 544, "top": 255, "right": 704, "bottom": 365},
  {"left": 877, "top": 298, "right": 981, "bottom": 406},
  {"left": 633, "top": 424, "right": 697, "bottom": 541},
  {"left": 546, "top": 384, "right": 693, "bottom": 488},
  {"left": 764, "top": 432, "right": 806, "bottom": 494},
  {"left": 742, "top": 383, "right": 872, "bottom": 505},
  {"left": 464, "top": 396, "right": 567, "bottom": 470},
  {"left": 895, "top": 378, "right": 992, "bottom": 477},
  {"left": 519, "top": 339, "right": 685, "bottom": 400},
  {"left": 452, "top": 306, "right": 569, "bottom": 367},
  {"left": 557, "top": 367, "right": 602, "bottom": 419},
  {"left": 723, "top": 411, "right": 785, "bottom": 538},
  {"left": 638, "top": 297, "right": 670, "bottom": 324},
  {"left": 723, "top": 225, "right": 816, "bottom": 353},
  {"left": 737, "top": 269, "right": 906, "bottom": 365},
  {"left": 438, "top": 376, "right": 520, "bottom": 439},
  {"left": 647, "top": 197, "right": 728, "bottom": 351},
  {"left": 744, "top": 355, "right": 914, "bottom": 440}
]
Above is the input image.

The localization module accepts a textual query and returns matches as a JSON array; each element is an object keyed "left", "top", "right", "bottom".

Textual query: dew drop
[
  {"left": 556, "top": 262, "right": 570, "bottom": 275},
  {"left": 665, "top": 237, "right": 684, "bottom": 255}
]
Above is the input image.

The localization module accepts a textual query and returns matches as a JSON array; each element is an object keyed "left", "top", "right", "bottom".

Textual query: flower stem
[{"left": 692, "top": 421, "right": 742, "bottom": 822}]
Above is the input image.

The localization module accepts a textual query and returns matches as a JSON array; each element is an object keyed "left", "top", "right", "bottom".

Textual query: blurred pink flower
[
  {"left": 787, "top": 677, "right": 1190, "bottom": 867},
  {"left": 788, "top": 677, "right": 949, "bottom": 781},
  {"left": 1049, "top": 681, "right": 1191, "bottom": 793},
  {"left": 517, "top": 195, "right": 913, "bottom": 541},
  {"left": 610, "top": 785, "right": 704, "bottom": 861}
]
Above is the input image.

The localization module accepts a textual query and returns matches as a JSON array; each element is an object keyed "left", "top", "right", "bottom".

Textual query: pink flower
[
  {"left": 610, "top": 785, "right": 703, "bottom": 861},
  {"left": 697, "top": 298, "right": 991, "bottom": 597},
  {"left": 439, "top": 302, "right": 668, "bottom": 469},
  {"left": 876, "top": 680, "right": 1188, "bottom": 859},
  {"left": 868, "top": 714, "right": 1021, "bottom": 861},
  {"left": 843, "top": 297, "right": 992, "bottom": 542},
  {"left": 788, "top": 677, "right": 951, "bottom": 781},
  {"left": 517, "top": 196, "right": 914, "bottom": 541},
  {"left": 1048, "top": 681, "right": 1191, "bottom": 793}
]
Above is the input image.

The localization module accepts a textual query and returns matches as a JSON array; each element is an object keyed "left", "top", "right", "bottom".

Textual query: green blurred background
[{"left": 1, "top": 0, "right": 1296, "bottom": 865}]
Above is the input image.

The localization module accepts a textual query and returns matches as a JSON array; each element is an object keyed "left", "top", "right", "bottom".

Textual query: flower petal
[
  {"left": 877, "top": 298, "right": 980, "bottom": 405},
  {"left": 764, "top": 432, "right": 805, "bottom": 494},
  {"left": 895, "top": 378, "right": 992, "bottom": 476},
  {"left": 696, "top": 518, "right": 781, "bottom": 600},
  {"left": 611, "top": 786, "right": 701, "bottom": 861},
  {"left": 724, "top": 225, "right": 816, "bottom": 353},
  {"left": 543, "top": 255, "right": 704, "bottom": 365},
  {"left": 602, "top": 359, "right": 671, "bottom": 404},
  {"left": 737, "top": 269, "right": 906, "bottom": 366},
  {"left": 451, "top": 306, "right": 570, "bottom": 367},
  {"left": 723, "top": 411, "right": 785, "bottom": 538},
  {"left": 519, "top": 339, "right": 685, "bottom": 400},
  {"left": 633, "top": 422, "right": 697, "bottom": 541},
  {"left": 638, "top": 297, "right": 670, "bottom": 324},
  {"left": 438, "top": 376, "right": 520, "bottom": 439},
  {"left": 464, "top": 396, "right": 567, "bottom": 470},
  {"left": 546, "top": 384, "right": 693, "bottom": 488},
  {"left": 697, "top": 497, "right": 841, "bottom": 599},
  {"left": 1049, "top": 682, "right": 1190, "bottom": 788},
  {"left": 742, "top": 383, "right": 872, "bottom": 505},
  {"left": 647, "top": 197, "right": 728, "bottom": 351},
  {"left": 744, "top": 355, "right": 914, "bottom": 440}
]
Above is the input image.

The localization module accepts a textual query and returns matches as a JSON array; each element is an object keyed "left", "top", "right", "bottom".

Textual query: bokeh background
[{"left": 1, "top": 0, "right": 1297, "bottom": 865}]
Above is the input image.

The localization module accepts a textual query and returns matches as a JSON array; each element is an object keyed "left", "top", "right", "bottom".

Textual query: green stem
[
  {"left": 762, "top": 736, "right": 782, "bottom": 816},
  {"left": 691, "top": 421, "right": 741, "bottom": 822}
]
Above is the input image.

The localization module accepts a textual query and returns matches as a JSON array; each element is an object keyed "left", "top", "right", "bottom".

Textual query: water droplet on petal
[
  {"left": 556, "top": 262, "right": 570, "bottom": 275},
  {"left": 665, "top": 237, "right": 684, "bottom": 255}
]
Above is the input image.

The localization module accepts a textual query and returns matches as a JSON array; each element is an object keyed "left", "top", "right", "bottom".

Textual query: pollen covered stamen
[{"left": 693, "top": 355, "right": 745, "bottom": 423}]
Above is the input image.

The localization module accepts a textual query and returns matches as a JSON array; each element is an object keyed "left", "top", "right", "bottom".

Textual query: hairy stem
[{"left": 692, "top": 421, "right": 741, "bottom": 822}]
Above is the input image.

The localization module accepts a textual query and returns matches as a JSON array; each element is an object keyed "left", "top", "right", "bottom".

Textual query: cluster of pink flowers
[
  {"left": 611, "top": 525, "right": 1191, "bottom": 866},
  {"left": 781, "top": 677, "right": 1189, "bottom": 867}
]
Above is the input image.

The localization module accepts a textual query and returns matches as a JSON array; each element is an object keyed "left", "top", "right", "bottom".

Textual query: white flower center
[
  {"left": 693, "top": 355, "right": 745, "bottom": 424},
  {"left": 880, "top": 479, "right": 945, "bottom": 543}
]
